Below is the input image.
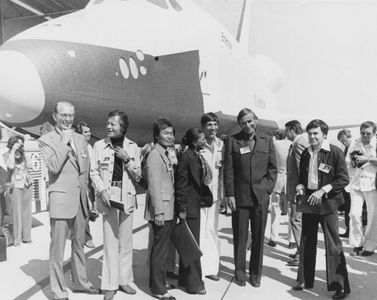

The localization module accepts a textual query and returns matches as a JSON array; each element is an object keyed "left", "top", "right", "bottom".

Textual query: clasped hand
[{"left": 308, "top": 189, "right": 325, "bottom": 206}]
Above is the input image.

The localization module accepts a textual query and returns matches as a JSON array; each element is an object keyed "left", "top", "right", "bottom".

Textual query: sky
[{"left": 193, "top": 0, "right": 377, "bottom": 124}]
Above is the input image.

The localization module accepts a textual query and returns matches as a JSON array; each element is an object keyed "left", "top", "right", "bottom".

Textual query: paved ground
[{"left": 1, "top": 196, "right": 376, "bottom": 300}]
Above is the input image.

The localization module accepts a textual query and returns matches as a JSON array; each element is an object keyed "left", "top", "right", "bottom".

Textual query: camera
[
  {"left": 89, "top": 210, "right": 99, "bottom": 222},
  {"left": 350, "top": 150, "right": 365, "bottom": 168}
]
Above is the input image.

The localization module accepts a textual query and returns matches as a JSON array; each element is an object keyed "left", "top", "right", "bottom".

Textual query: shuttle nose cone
[{"left": 0, "top": 50, "right": 45, "bottom": 124}]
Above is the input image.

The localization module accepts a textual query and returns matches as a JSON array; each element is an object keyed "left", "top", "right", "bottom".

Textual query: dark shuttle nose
[{"left": 0, "top": 50, "right": 45, "bottom": 124}]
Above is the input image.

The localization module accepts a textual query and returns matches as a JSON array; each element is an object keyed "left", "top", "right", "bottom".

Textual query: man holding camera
[{"left": 346, "top": 121, "right": 377, "bottom": 256}]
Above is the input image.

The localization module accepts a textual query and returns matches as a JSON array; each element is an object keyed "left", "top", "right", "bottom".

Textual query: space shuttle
[{"left": 0, "top": 0, "right": 285, "bottom": 143}]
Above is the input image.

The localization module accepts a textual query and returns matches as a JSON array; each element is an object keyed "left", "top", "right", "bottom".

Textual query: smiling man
[
  {"left": 198, "top": 112, "right": 224, "bottom": 282},
  {"left": 293, "top": 119, "right": 350, "bottom": 300},
  {"left": 224, "top": 108, "right": 277, "bottom": 288},
  {"left": 39, "top": 101, "right": 99, "bottom": 300},
  {"left": 90, "top": 110, "right": 141, "bottom": 300}
]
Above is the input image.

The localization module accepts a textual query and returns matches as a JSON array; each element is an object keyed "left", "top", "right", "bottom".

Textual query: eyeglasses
[
  {"left": 360, "top": 131, "right": 372, "bottom": 136},
  {"left": 56, "top": 113, "right": 75, "bottom": 119}
]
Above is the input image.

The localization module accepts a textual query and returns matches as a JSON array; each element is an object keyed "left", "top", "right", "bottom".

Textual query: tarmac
[{"left": 1, "top": 195, "right": 376, "bottom": 300}]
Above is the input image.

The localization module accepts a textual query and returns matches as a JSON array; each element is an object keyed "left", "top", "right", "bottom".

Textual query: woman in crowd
[
  {"left": 3, "top": 135, "right": 33, "bottom": 246},
  {"left": 144, "top": 118, "right": 176, "bottom": 300},
  {"left": 175, "top": 128, "right": 212, "bottom": 295}
]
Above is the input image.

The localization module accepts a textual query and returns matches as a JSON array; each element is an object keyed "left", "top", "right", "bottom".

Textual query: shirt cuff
[{"left": 321, "top": 184, "right": 333, "bottom": 194}]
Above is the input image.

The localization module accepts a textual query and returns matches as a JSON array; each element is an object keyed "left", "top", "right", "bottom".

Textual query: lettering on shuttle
[{"left": 221, "top": 32, "right": 232, "bottom": 49}]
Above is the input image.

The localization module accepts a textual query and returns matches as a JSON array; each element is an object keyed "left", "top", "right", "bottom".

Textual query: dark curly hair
[{"left": 7, "top": 135, "right": 24, "bottom": 149}]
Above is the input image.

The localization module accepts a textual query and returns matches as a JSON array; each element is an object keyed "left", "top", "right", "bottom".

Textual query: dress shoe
[
  {"left": 361, "top": 250, "right": 374, "bottom": 256},
  {"left": 103, "top": 290, "right": 116, "bottom": 300},
  {"left": 332, "top": 289, "right": 350, "bottom": 299},
  {"left": 165, "top": 282, "right": 175, "bottom": 290},
  {"left": 288, "top": 242, "right": 296, "bottom": 249},
  {"left": 167, "top": 271, "right": 179, "bottom": 280},
  {"left": 152, "top": 292, "right": 176, "bottom": 300},
  {"left": 287, "top": 259, "right": 299, "bottom": 267},
  {"left": 250, "top": 275, "right": 261, "bottom": 287},
  {"left": 22, "top": 240, "right": 32, "bottom": 244},
  {"left": 205, "top": 274, "right": 220, "bottom": 281},
  {"left": 85, "top": 240, "right": 95, "bottom": 248},
  {"left": 234, "top": 278, "right": 246, "bottom": 286},
  {"left": 292, "top": 282, "right": 303, "bottom": 290},
  {"left": 119, "top": 284, "right": 136, "bottom": 295},
  {"left": 350, "top": 246, "right": 363, "bottom": 256},
  {"left": 289, "top": 253, "right": 297, "bottom": 259},
  {"left": 339, "top": 230, "right": 349, "bottom": 238},
  {"left": 72, "top": 285, "right": 100, "bottom": 294},
  {"left": 267, "top": 240, "right": 277, "bottom": 247}
]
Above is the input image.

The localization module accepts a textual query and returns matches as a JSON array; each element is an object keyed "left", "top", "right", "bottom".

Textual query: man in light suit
[
  {"left": 224, "top": 108, "right": 277, "bottom": 287},
  {"left": 268, "top": 131, "right": 291, "bottom": 247},
  {"left": 39, "top": 101, "right": 99, "bottom": 300},
  {"left": 285, "top": 120, "right": 309, "bottom": 266},
  {"left": 90, "top": 110, "right": 141, "bottom": 300}
]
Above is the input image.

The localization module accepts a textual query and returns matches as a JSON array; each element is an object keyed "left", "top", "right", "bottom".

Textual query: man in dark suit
[
  {"left": 292, "top": 119, "right": 350, "bottom": 300},
  {"left": 39, "top": 101, "right": 99, "bottom": 300},
  {"left": 224, "top": 108, "right": 277, "bottom": 287},
  {"left": 285, "top": 120, "right": 309, "bottom": 266}
]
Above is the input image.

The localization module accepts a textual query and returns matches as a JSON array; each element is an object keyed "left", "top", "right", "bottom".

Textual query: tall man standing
[
  {"left": 224, "top": 108, "right": 277, "bottom": 287},
  {"left": 293, "top": 119, "right": 350, "bottom": 300},
  {"left": 285, "top": 120, "right": 309, "bottom": 266},
  {"left": 199, "top": 112, "right": 224, "bottom": 281},
  {"left": 90, "top": 110, "right": 141, "bottom": 300},
  {"left": 346, "top": 121, "right": 377, "bottom": 256},
  {"left": 39, "top": 101, "right": 99, "bottom": 300}
]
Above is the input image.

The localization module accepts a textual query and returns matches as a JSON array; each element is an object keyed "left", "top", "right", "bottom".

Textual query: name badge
[
  {"left": 240, "top": 146, "right": 251, "bottom": 155},
  {"left": 319, "top": 163, "right": 331, "bottom": 173},
  {"left": 81, "top": 150, "right": 87, "bottom": 158}
]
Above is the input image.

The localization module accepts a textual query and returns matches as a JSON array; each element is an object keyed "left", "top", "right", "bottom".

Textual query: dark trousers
[
  {"left": 289, "top": 201, "right": 302, "bottom": 252},
  {"left": 232, "top": 200, "right": 269, "bottom": 281},
  {"left": 339, "top": 191, "right": 351, "bottom": 231},
  {"left": 178, "top": 217, "right": 204, "bottom": 293},
  {"left": 297, "top": 212, "right": 350, "bottom": 293},
  {"left": 149, "top": 220, "right": 174, "bottom": 295}
]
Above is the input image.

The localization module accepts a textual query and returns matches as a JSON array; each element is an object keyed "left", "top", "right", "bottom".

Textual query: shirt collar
[
  {"left": 308, "top": 139, "right": 330, "bottom": 154},
  {"left": 203, "top": 136, "right": 222, "bottom": 150},
  {"left": 103, "top": 135, "right": 134, "bottom": 148},
  {"left": 293, "top": 134, "right": 303, "bottom": 144}
]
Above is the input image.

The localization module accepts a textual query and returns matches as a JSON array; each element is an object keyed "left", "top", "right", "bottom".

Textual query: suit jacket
[
  {"left": 224, "top": 131, "right": 277, "bottom": 206},
  {"left": 298, "top": 143, "right": 349, "bottom": 214},
  {"left": 144, "top": 143, "right": 175, "bottom": 221},
  {"left": 286, "top": 134, "right": 309, "bottom": 201},
  {"left": 39, "top": 129, "right": 90, "bottom": 219},
  {"left": 175, "top": 148, "right": 212, "bottom": 219},
  {"left": 273, "top": 139, "right": 291, "bottom": 194}
]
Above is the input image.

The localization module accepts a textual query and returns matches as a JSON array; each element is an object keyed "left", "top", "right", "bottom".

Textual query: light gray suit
[
  {"left": 286, "top": 134, "right": 309, "bottom": 252},
  {"left": 144, "top": 143, "right": 175, "bottom": 295},
  {"left": 144, "top": 143, "right": 175, "bottom": 221},
  {"left": 39, "top": 129, "right": 91, "bottom": 299}
]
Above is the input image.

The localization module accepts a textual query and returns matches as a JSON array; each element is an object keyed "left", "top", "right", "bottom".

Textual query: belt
[{"left": 111, "top": 181, "right": 122, "bottom": 188}]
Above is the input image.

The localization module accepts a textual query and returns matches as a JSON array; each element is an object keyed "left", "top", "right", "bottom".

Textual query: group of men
[{"left": 38, "top": 100, "right": 368, "bottom": 300}]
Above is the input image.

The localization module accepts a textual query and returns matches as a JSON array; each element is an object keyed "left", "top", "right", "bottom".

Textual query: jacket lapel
[{"left": 187, "top": 149, "right": 201, "bottom": 187}]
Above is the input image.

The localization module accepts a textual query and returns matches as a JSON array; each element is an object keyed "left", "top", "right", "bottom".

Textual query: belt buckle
[{"left": 111, "top": 181, "right": 121, "bottom": 187}]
